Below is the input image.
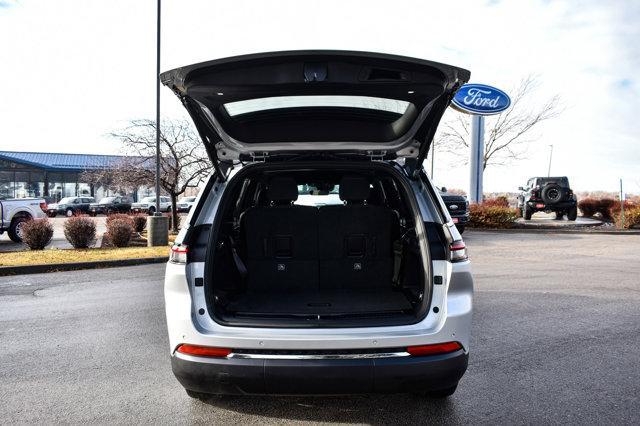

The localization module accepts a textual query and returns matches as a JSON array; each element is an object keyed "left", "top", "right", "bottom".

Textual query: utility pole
[
  {"left": 547, "top": 144, "right": 553, "bottom": 177},
  {"left": 147, "top": 0, "right": 169, "bottom": 246},
  {"left": 154, "top": 0, "right": 161, "bottom": 216}
]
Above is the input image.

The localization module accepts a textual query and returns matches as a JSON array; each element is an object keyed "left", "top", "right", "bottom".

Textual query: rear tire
[
  {"left": 567, "top": 206, "right": 578, "bottom": 221},
  {"left": 148, "top": 207, "right": 155, "bottom": 216},
  {"left": 8, "top": 216, "right": 29, "bottom": 243},
  {"left": 524, "top": 204, "right": 533, "bottom": 220}
]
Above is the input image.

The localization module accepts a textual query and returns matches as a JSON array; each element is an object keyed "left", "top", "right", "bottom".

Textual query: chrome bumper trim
[
  {"left": 228, "top": 352, "right": 411, "bottom": 360},
  {"left": 175, "top": 351, "right": 411, "bottom": 362}
]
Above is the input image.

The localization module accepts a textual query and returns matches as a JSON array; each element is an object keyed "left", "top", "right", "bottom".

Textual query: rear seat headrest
[
  {"left": 339, "top": 176, "right": 371, "bottom": 202},
  {"left": 267, "top": 177, "right": 298, "bottom": 203}
]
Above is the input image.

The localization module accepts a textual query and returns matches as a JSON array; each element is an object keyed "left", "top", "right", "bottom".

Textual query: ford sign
[{"left": 452, "top": 83, "right": 511, "bottom": 115}]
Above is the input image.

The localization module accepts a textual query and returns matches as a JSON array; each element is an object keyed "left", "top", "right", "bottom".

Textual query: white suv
[{"left": 163, "top": 51, "right": 473, "bottom": 398}]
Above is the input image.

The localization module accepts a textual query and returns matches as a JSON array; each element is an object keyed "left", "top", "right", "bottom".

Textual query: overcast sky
[{"left": 0, "top": 0, "right": 638, "bottom": 193}]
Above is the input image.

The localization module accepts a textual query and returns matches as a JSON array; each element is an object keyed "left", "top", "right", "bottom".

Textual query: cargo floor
[{"left": 225, "top": 288, "right": 413, "bottom": 316}]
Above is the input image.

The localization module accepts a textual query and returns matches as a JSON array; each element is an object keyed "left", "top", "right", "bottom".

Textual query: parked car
[
  {"left": 176, "top": 196, "right": 196, "bottom": 212},
  {"left": 439, "top": 187, "right": 469, "bottom": 233},
  {"left": 46, "top": 196, "right": 95, "bottom": 217},
  {"left": 131, "top": 196, "right": 171, "bottom": 215},
  {"left": 89, "top": 196, "right": 133, "bottom": 216},
  {"left": 162, "top": 51, "right": 473, "bottom": 399},
  {"left": 517, "top": 176, "right": 577, "bottom": 220},
  {"left": 0, "top": 197, "right": 47, "bottom": 242}
]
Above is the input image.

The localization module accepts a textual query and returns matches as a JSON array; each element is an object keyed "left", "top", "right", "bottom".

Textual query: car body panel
[
  {"left": 160, "top": 50, "right": 470, "bottom": 165},
  {"left": 164, "top": 164, "right": 472, "bottom": 354},
  {"left": 517, "top": 176, "right": 577, "bottom": 214},
  {"left": 46, "top": 197, "right": 94, "bottom": 216},
  {"left": 162, "top": 51, "right": 473, "bottom": 395},
  {"left": 131, "top": 196, "right": 172, "bottom": 213},
  {"left": 0, "top": 198, "right": 46, "bottom": 232},
  {"left": 89, "top": 196, "right": 132, "bottom": 215}
]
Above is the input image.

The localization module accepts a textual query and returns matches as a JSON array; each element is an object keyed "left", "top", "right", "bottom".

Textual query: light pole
[
  {"left": 547, "top": 144, "right": 553, "bottom": 177},
  {"left": 154, "top": 0, "right": 161, "bottom": 216},
  {"left": 147, "top": 0, "right": 168, "bottom": 247}
]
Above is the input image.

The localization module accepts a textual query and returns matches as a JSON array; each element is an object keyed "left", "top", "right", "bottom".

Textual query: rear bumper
[
  {"left": 451, "top": 213, "right": 469, "bottom": 224},
  {"left": 526, "top": 200, "right": 576, "bottom": 211},
  {"left": 171, "top": 349, "right": 468, "bottom": 395}
]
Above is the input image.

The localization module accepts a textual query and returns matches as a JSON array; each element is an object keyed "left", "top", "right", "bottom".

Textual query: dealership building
[{"left": 0, "top": 150, "right": 155, "bottom": 202}]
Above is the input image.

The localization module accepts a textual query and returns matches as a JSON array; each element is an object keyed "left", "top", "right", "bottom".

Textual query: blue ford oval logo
[{"left": 452, "top": 83, "right": 511, "bottom": 115}]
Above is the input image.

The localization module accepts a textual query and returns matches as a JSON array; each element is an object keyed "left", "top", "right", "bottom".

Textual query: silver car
[{"left": 163, "top": 51, "right": 473, "bottom": 398}]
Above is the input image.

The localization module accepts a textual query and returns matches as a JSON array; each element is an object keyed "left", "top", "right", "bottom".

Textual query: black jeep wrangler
[{"left": 517, "top": 176, "right": 577, "bottom": 220}]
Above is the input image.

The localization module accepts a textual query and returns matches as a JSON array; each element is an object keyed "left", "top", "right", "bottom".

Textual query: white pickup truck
[{"left": 0, "top": 198, "right": 47, "bottom": 243}]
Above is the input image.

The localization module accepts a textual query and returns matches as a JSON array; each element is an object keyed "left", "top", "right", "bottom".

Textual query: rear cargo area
[
  {"left": 207, "top": 163, "right": 429, "bottom": 327},
  {"left": 226, "top": 289, "right": 413, "bottom": 317}
]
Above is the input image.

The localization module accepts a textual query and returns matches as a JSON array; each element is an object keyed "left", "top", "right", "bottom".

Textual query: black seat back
[
  {"left": 242, "top": 177, "right": 318, "bottom": 292},
  {"left": 318, "top": 176, "right": 398, "bottom": 290}
]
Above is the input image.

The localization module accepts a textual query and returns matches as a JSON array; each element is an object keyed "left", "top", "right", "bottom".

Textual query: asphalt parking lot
[{"left": 0, "top": 231, "right": 638, "bottom": 424}]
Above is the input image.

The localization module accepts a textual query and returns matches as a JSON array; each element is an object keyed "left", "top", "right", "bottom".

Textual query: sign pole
[
  {"left": 154, "top": 0, "right": 161, "bottom": 216},
  {"left": 469, "top": 115, "right": 484, "bottom": 203},
  {"left": 147, "top": 0, "right": 169, "bottom": 247}
]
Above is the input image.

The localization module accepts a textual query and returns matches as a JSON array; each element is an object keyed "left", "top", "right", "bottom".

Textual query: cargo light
[
  {"left": 176, "top": 344, "right": 232, "bottom": 358},
  {"left": 169, "top": 244, "right": 188, "bottom": 264},
  {"left": 449, "top": 241, "right": 468, "bottom": 262},
  {"left": 407, "top": 342, "right": 462, "bottom": 356}
]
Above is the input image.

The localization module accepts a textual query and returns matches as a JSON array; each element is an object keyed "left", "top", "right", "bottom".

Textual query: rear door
[{"left": 161, "top": 51, "right": 470, "bottom": 167}]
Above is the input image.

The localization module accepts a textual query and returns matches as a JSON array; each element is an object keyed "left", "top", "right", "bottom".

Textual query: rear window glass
[
  {"left": 224, "top": 95, "right": 411, "bottom": 117},
  {"left": 295, "top": 184, "right": 342, "bottom": 207}
]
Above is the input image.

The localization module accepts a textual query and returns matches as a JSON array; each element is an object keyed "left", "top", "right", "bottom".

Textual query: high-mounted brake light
[
  {"left": 176, "top": 344, "right": 232, "bottom": 358},
  {"left": 407, "top": 341, "right": 462, "bottom": 356},
  {"left": 169, "top": 245, "right": 188, "bottom": 264},
  {"left": 449, "top": 240, "right": 468, "bottom": 262},
  {"left": 39, "top": 202, "right": 47, "bottom": 213}
]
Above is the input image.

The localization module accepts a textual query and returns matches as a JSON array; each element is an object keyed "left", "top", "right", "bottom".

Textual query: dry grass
[{"left": 0, "top": 246, "right": 169, "bottom": 267}]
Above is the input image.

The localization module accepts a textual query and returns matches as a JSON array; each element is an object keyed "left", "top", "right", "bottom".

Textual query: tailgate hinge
[
  {"left": 251, "top": 152, "right": 269, "bottom": 162},
  {"left": 367, "top": 150, "right": 387, "bottom": 162}
]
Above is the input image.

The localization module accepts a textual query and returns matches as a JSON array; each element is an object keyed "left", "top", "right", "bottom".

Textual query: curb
[
  {"left": 0, "top": 256, "right": 169, "bottom": 277},
  {"left": 467, "top": 227, "right": 640, "bottom": 235}
]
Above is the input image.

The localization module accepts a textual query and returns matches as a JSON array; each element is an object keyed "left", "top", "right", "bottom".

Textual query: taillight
[
  {"left": 169, "top": 244, "right": 188, "bottom": 264},
  {"left": 449, "top": 240, "right": 468, "bottom": 262},
  {"left": 407, "top": 342, "right": 462, "bottom": 356},
  {"left": 39, "top": 202, "right": 47, "bottom": 213},
  {"left": 176, "top": 344, "right": 232, "bottom": 358},
  {"left": 532, "top": 186, "right": 540, "bottom": 198}
]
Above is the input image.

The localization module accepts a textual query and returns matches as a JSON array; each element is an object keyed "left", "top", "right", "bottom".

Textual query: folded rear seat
[
  {"left": 318, "top": 176, "right": 398, "bottom": 290},
  {"left": 242, "top": 177, "right": 319, "bottom": 292}
]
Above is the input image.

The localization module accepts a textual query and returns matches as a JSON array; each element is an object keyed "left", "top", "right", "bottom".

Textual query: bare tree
[
  {"left": 436, "top": 75, "right": 561, "bottom": 170},
  {"left": 85, "top": 119, "right": 212, "bottom": 232}
]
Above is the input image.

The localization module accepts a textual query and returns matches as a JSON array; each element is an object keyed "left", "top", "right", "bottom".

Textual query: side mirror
[{"left": 440, "top": 187, "right": 447, "bottom": 193}]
